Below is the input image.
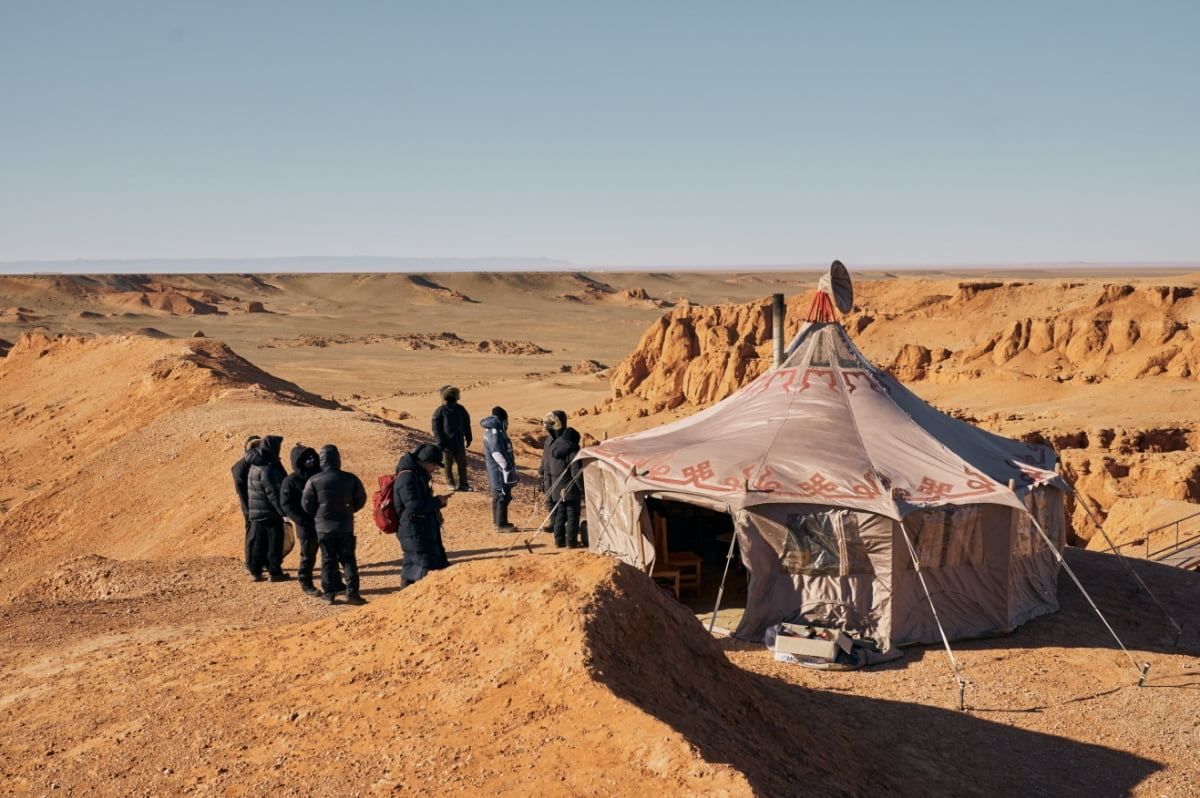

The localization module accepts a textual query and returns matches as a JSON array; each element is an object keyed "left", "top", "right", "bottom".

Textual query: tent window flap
[
  {"left": 905, "top": 505, "right": 984, "bottom": 567},
  {"left": 781, "top": 511, "right": 872, "bottom": 577}
]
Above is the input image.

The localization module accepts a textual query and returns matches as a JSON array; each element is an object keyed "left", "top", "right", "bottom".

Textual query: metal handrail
[{"left": 1111, "top": 509, "right": 1200, "bottom": 560}]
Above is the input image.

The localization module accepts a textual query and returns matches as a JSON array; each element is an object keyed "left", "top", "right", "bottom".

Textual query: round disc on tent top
[{"left": 821, "top": 259, "right": 854, "bottom": 313}]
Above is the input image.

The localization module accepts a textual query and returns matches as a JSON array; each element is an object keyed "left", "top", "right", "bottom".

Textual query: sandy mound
[
  {"left": 406, "top": 274, "right": 476, "bottom": 303},
  {"left": 557, "top": 273, "right": 672, "bottom": 308},
  {"left": 0, "top": 555, "right": 879, "bottom": 796},
  {"left": 3, "top": 544, "right": 1193, "bottom": 796},
  {"left": 1, "top": 306, "right": 44, "bottom": 322},
  {"left": 0, "top": 334, "right": 369, "bottom": 592}
]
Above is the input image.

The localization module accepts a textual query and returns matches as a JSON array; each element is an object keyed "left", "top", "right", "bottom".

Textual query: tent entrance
[{"left": 645, "top": 498, "right": 745, "bottom": 621}]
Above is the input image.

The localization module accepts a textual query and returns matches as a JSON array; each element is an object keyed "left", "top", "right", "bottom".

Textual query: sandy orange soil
[{"left": 0, "top": 268, "right": 1197, "bottom": 796}]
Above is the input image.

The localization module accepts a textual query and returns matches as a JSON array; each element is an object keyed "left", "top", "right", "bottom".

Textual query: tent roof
[{"left": 579, "top": 321, "right": 1063, "bottom": 519}]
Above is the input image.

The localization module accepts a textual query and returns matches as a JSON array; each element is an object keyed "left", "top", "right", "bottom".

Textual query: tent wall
[
  {"left": 583, "top": 457, "right": 1068, "bottom": 648},
  {"left": 732, "top": 505, "right": 897, "bottom": 644},
  {"left": 583, "top": 461, "right": 653, "bottom": 569}
]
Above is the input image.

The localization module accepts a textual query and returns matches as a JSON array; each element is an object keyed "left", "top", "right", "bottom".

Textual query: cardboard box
[{"left": 773, "top": 623, "right": 853, "bottom": 661}]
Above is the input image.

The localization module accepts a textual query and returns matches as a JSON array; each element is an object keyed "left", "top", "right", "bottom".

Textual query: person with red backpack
[{"left": 392, "top": 443, "right": 453, "bottom": 588}]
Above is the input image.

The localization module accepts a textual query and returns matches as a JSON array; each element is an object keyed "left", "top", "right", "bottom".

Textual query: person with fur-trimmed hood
[
  {"left": 392, "top": 443, "right": 453, "bottom": 588},
  {"left": 432, "top": 385, "right": 472, "bottom": 491},
  {"left": 546, "top": 427, "right": 586, "bottom": 548},
  {"left": 537, "top": 410, "right": 569, "bottom": 529},
  {"left": 246, "top": 434, "right": 289, "bottom": 581},
  {"left": 231, "top": 434, "right": 262, "bottom": 574},
  {"left": 301, "top": 444, "right": 368, "bottom": 605},
  {"left": 280, "top": 443, "right": 322, "bottom": 597},
  {"left": 480, "top": 406, "right": 518, "bottom": 531}
]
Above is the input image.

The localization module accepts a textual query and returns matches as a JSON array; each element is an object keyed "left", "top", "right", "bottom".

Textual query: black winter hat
[
  {"left": 491, "top": 406, "right": 508, "bottom": 422},
  {"left": 415, "top": 443, "right": 444, "bottom": 464}
]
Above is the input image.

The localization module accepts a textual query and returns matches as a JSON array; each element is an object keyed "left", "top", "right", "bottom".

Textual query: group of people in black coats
[
  {"left": 232, "top": 435, "right": 368, "bottom": 605},
  {"left": 229, "top": 394, "right": 587, "bottom": 605}
]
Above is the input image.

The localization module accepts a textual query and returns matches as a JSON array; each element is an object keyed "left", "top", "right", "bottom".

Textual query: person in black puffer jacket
[
  {"left": 432, "top": 386, "right": 472, "bottom": 491},
  {"left": 302, "top": 444, "right": 368, "bottom": 605},
  {"left": 231, "top": 434, "right": 261, "bottom": 576},
  {"left": 537, "top": 410, "right": 569, "bottom": 532},
  {"left": 392, "top": 443, "right": 453, "bottom": 588},
  {"left": 545, "top": 427, "right": 585, "bottom": 548},
  {"left": 246, "top": 434, "right": 289, "bottom": 581},
  {"left": 280, "top": 443, "right": 322, "bottom": 597}
]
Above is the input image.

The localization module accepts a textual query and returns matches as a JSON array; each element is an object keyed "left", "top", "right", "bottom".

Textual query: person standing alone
[
  {"left": 480, "top": 406, "right": 518, "bottom": 531},
  {"left": 432, "top": 385, "right": 472, "bottom": 491},
  {"left": 301, "top": 444, "right": 368, "bottom": 605}
]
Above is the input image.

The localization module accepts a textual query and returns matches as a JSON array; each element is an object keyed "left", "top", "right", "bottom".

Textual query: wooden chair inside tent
[{"left": 652, "top": 514, "right": 702, "bottom": 597}]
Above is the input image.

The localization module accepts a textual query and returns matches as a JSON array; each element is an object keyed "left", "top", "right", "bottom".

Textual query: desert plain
[{"left": 0, "top": 266, "right": 1198, "bottom": 796}]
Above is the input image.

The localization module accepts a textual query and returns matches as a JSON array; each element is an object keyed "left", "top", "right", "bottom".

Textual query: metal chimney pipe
[{"left": 772, "top": 293, "right": 785, "bottom": 368}]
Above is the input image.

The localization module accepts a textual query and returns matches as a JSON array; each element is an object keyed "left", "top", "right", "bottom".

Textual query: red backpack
[{"left": 372, "top": 473, "right": 400, "bottom": 534}]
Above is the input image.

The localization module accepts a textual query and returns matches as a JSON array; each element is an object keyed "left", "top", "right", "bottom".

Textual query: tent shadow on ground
[
  {"left": 581, "top": 563, "right": 1162, "bottom": 796},
  {"left": 736, "top": 673, "right": 1161, "bottom": 797},
  {"left": 589, "top": 629, "right": 1161, "bottom": 796}
]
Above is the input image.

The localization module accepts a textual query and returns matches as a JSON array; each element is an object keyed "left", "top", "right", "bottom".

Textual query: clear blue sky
[{"left": 2, "top": 1, "right": 1197, "bottom": 268}]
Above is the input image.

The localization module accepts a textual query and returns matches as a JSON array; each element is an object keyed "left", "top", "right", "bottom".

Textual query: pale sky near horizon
[{"left": 2, "top": 1, "right": 1197, "bottom": 270}]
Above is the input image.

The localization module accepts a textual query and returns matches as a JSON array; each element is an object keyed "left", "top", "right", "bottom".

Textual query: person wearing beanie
[
  {"left": 480, "top": 406, "right": 518, "bottom": 531},
  {"left": 432, "top": 386, "right": 473, "bottom": 491},
  {"left": 231, "top": 435, "right": 263, "bottom": 575},
  {"left": 391, "top": 443, "right": 453, "bottom": 588},
  {"left": 546, "top": 427, "right": 586, "bottom": 548}
]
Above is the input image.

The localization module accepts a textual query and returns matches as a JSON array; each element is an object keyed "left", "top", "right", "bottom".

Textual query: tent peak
[{"left": 807, "top": 260, "right": 854, "bottom": 322}]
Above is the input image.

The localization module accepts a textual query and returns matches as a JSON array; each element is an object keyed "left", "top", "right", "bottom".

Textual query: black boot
[{"left": 300, "top": 581, "right": 321, "bottom": 597}]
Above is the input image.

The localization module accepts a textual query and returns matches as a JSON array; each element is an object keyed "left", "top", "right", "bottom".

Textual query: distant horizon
[{"left": 3, "top": 255, "right": 1199, "bottom": 277}]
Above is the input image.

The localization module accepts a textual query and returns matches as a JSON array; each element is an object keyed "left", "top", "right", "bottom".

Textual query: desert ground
[{"left": 1, "top": 267, "right": 1198, "bottom": 796}]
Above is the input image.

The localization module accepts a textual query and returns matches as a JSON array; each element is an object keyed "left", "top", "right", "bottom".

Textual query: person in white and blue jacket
[{"left": 480, "top": 406, "right": 518, "bottom": 531}]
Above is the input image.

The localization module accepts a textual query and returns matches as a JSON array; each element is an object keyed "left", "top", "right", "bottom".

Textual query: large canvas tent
[{"left": 579, "top": 280, "right": 1069, "bottom": 648}]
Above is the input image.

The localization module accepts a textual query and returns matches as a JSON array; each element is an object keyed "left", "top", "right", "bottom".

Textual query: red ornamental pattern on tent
[
  {"left": 742, "top": 364, "right": 886, "bottom": 398},
  {"left": 601, "top": 446, "right": 1007, "bottom": 504}
]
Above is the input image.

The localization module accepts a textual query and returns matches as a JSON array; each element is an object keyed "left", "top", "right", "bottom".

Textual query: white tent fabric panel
[
  {"left": 582, "top": 322, "right": 1062, "bottom": 521},
  {"left": 579, "top": 319, "right": 1070, "bottom": 646}
]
